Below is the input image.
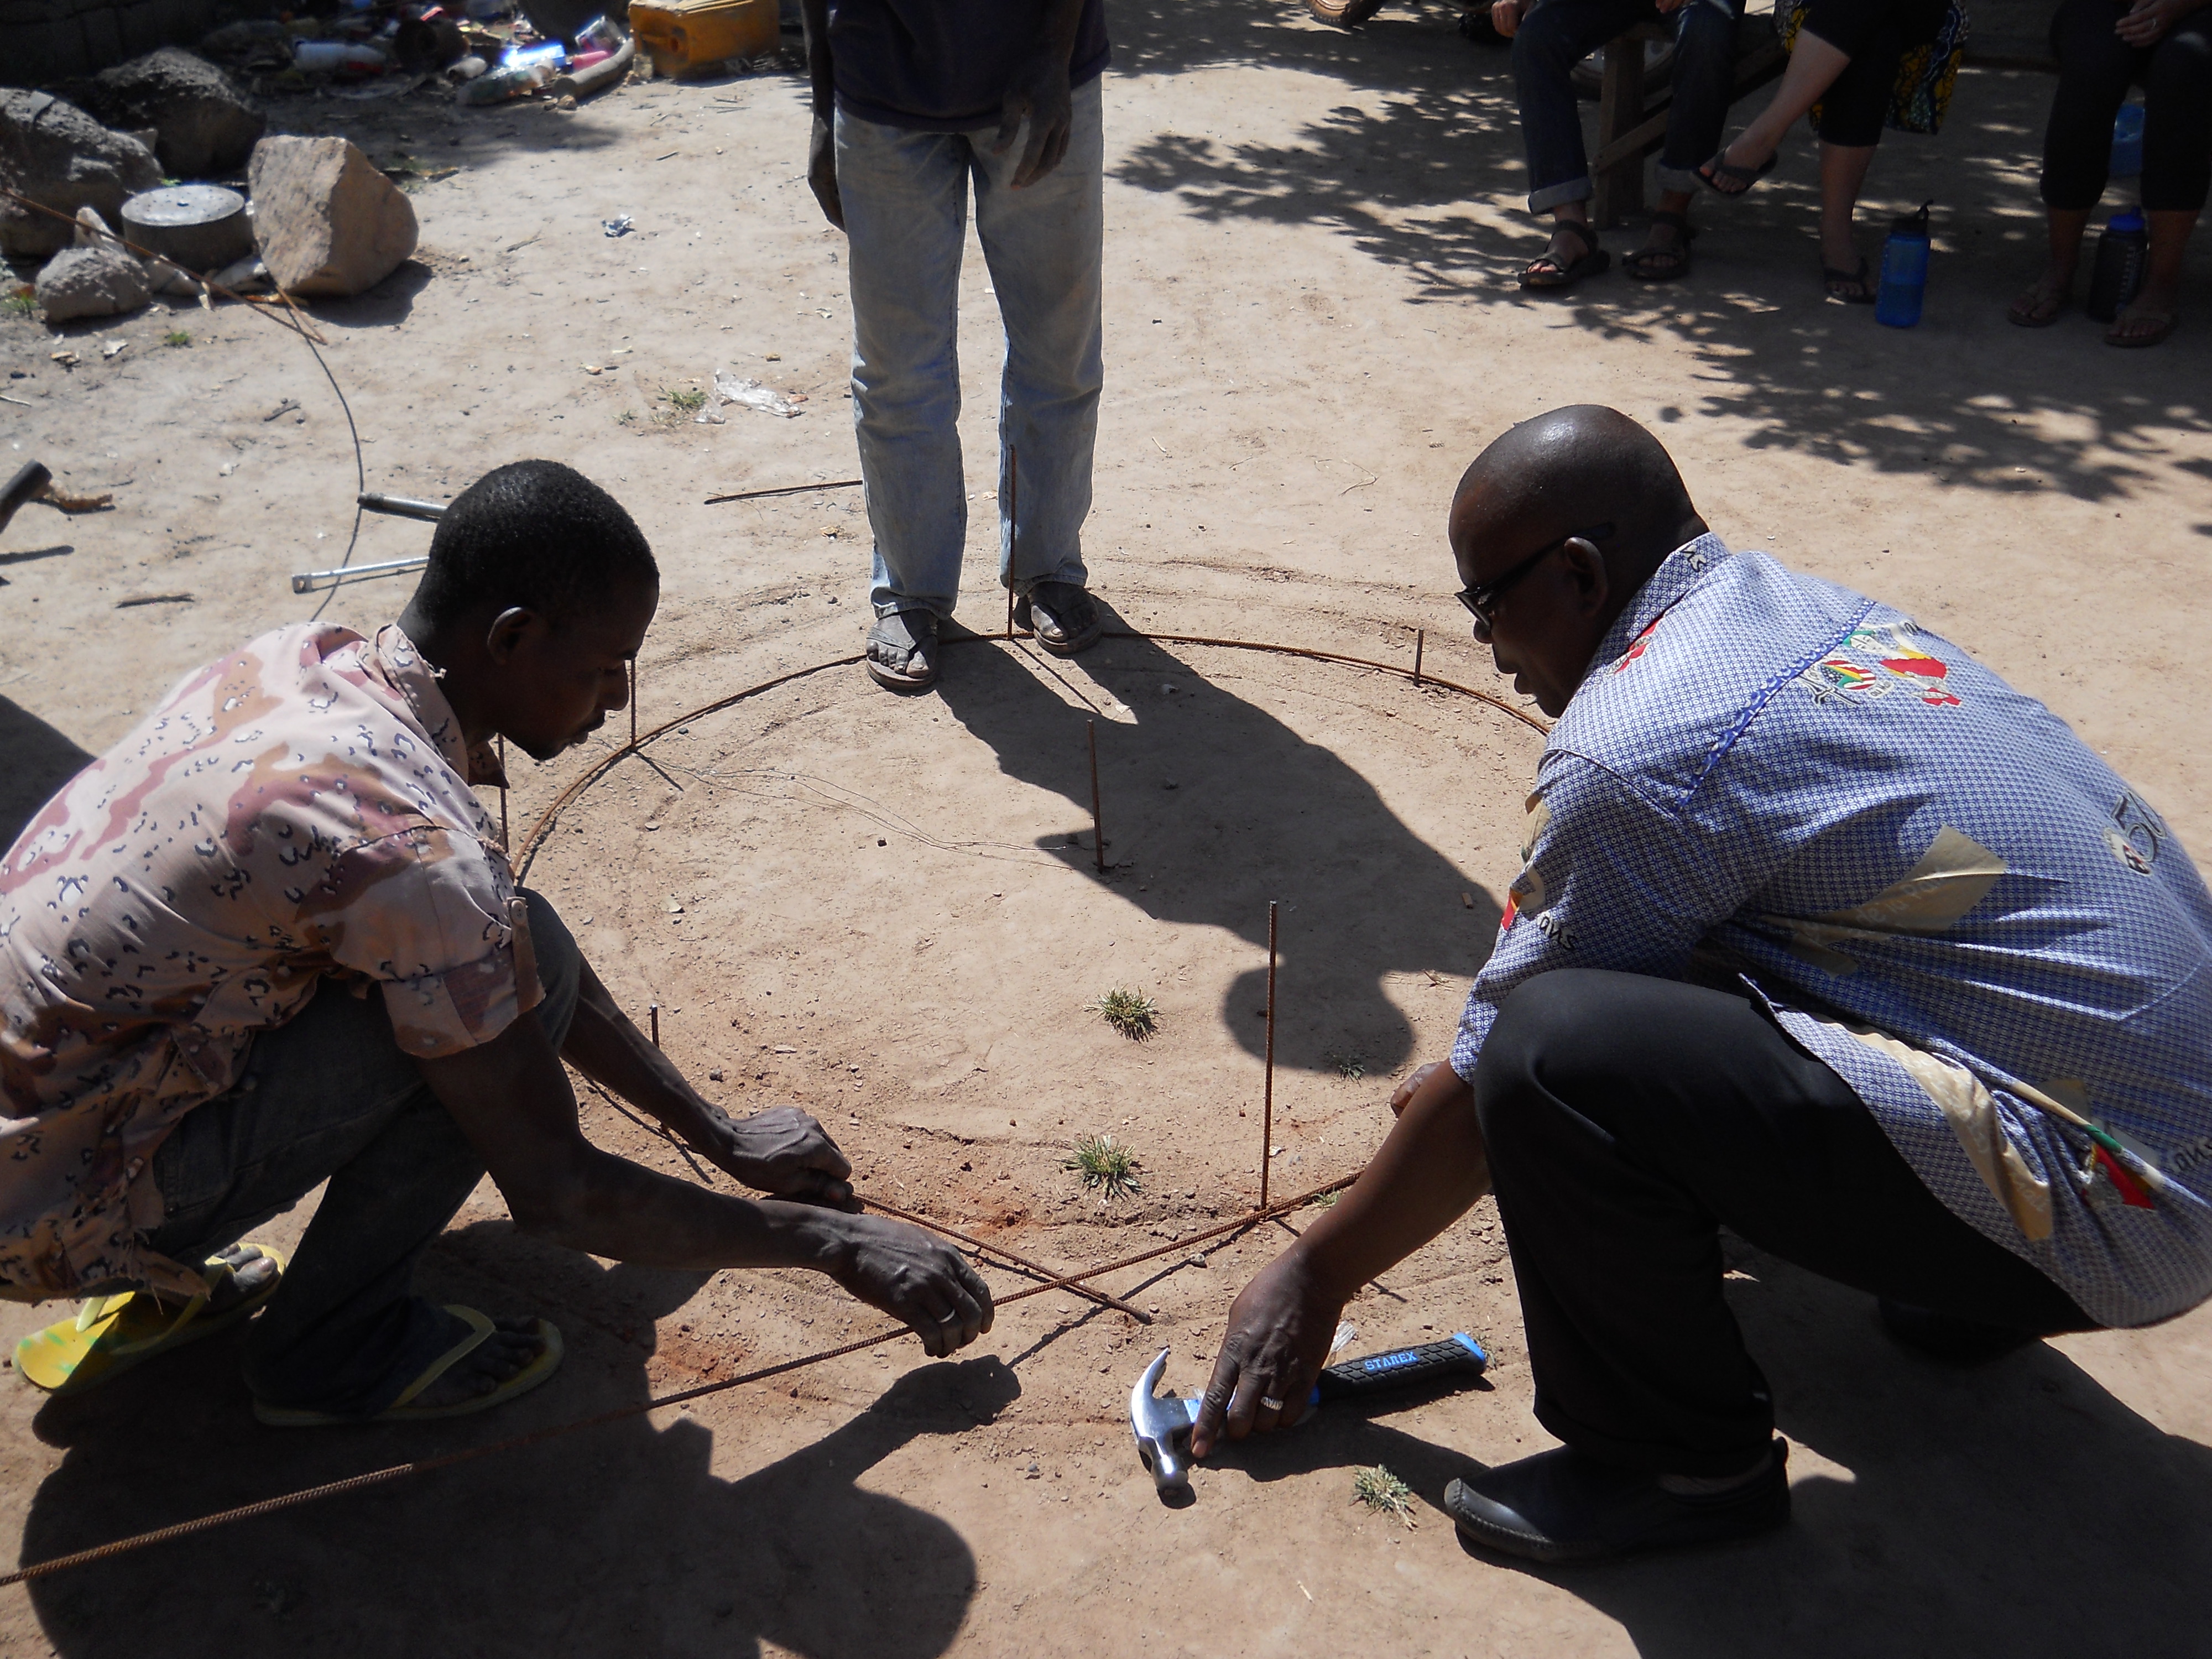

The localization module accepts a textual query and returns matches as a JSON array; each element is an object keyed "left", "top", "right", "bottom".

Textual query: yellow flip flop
[
  {"left": 14, "top": 1244, "right": 288, "bottom": 1396},
  {"left": 252, "top": 1305, "right": 564, "bottom": 1427}
]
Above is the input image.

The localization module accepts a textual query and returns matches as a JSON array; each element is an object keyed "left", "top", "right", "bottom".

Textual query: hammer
[{"left": 1130, "top": 1334, "right": 1490, "bottom": 1499}]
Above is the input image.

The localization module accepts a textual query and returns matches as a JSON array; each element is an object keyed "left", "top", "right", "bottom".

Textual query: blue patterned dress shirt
[{"left": 1450, "top": 534, "right": 2212, "bottom": 1328}]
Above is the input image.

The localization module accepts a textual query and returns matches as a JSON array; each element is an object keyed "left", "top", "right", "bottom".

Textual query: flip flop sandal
[
  {"left": 1013, "top": 580, "right": 1104, "bottom": 656},
  {"left": 865, "top": 608, "right": 940, "bottom": 691},
  {"left": 1823, "top": 257, "right": 1876, "bottom": 304},
  {"left": 1307, "top": 0, "right": 1387, "bottom": 25},
  {"left": 253, "top": 1305, "right": 564, "bottom": 1427},
  {"left": 1698, "top": 150, "right": 1777, "bottom": 197},
  {"left": 1521, "top": 221, "right": 1609, "bottom": 291},
  {"left": 2106, "top": 310, "right": 2177, "bottom": 348},
  {"left": 14, "top": 1243, "right": 289, "bottom": 1396},
  {"left": 2007, "top": 284, "right": 2068, "bottom": 327},
  {"left": 1623, "top": 211, "right": 1697, "bottom": 281}
]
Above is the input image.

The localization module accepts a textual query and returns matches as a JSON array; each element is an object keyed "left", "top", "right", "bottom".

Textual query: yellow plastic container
[{"left": 628, "top": 0, "right": 778, "bottom": 77}]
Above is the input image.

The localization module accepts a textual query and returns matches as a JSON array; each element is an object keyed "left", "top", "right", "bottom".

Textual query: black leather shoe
[
  {"left": 1444, "top": 1439, "right": 1790, "bottom": 1564},
  {"left": 1877, "top": 1297, "right": 2039, "bottom": 1364},
  {"left": 1013, "top": 581, "right": 1103, "bottom": 656}
]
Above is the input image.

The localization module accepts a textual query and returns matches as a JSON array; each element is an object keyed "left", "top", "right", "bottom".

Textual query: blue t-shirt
[
  {"left": 1450, "top": 535, "right": 2212, "bottom": 1330},
  {"left": 827, "top": 0, "right": 1110, "bottom": 131}
]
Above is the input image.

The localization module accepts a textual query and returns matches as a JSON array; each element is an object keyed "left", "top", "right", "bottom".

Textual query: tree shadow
[
  {"left": 1105, "top": 0, "right": 2211, "bottom": 503},
  {"left": 0, "top": 695, "right": 92, "bottom": 849},
  {"left": 932, "top": 629, "right": 1510, "bottom": 1076},
  {"left": 1204, "top": 1245, "right": 2212, "bottom": 1656},
  {"left": 19, "top": 1222, "right": 1011, "bottom": 1659}
]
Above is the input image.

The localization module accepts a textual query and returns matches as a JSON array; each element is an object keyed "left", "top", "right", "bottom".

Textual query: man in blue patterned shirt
[{"left": 1190, "top": 406, "right": 2212, "bottom": 1563}]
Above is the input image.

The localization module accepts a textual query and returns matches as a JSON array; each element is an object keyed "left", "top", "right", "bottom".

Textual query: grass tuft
[
  {"left": 4, "top": 288, "right": 34, "bottom": 317},
  {"left": 1063, "top": 1132, "right": 1141, "bottom": 1201},
  {"left": 163, "top": 329, "right": 192, "bottom": 348},
  {"left": 1327, "top": 1049, "right": 1366, "bottom": 1080},
  {"left": 1091, "top": 987, "right": 1159, "bottom": 1041},
  {"left": 661, "top": 383, "right": 707, "bottom": 413},
  {"left": 1352, "top": 1464, "right": 1417, "bottom": 1526}
]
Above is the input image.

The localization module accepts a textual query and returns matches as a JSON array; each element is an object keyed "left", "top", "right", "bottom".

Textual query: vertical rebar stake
[
  {"left": 497, "top": 735, "right": 509, "bottom": 846},
  {"left": 1413, "top": 629, "right": 1425, "bottom": 688},
  {"left": 1005, "top": 443, "right": 1019, "bottom": 640},
  {"left": 649, "top": 1004, "right": 660, "bottom": 1048},
  {"left": 1261, "top": 899, "right": 1279, "bottom": 1211},
  {"left": 629, "top": 659, "right": 638, "bottom": 750},
  {"left": 1088, "top": 718, "right": 1105, "bottom": 875}
]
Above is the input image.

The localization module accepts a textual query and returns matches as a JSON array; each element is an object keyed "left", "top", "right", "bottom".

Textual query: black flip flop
[
  {"left": 1521, "top": 220, "right": 1609, "bottom": 291},
  {"left": 1822, "top": 256, "right": 1876, "bottom": 304},
  {"left": 1698, "top": 149, "right": 1777, "bottom": 197},
  {"left": 1623, "top": 211, "right": 1697, "bottom": 281}
]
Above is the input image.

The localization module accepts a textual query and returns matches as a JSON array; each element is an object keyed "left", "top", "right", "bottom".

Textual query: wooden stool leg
[{"left": 1592, "top": 38, "right": 1648, "bottom": 230}]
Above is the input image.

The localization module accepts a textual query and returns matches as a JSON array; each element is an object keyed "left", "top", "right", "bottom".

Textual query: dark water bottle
[
  {"left": 1876, "top": 201, "right": 1933, "bottom": 328},
  {"left": 2086, "top": 208, "right": 2149, "bottom": 323}
]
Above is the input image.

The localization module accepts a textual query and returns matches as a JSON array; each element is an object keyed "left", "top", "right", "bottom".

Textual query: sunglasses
[{"left": 1455, "top": 521, "right": 1615, "bottom": 639}]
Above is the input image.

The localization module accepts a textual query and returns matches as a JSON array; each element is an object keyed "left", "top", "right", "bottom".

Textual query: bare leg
[
  {"left": 1719, "top": 32, "right": 1852, "bottom": 171},
  {"left": 2011, "top": 206, "right": 2093, "bottom": 325},
  {"left": 1818, "top": 139, "right": 1877, "bottom": 286},
  {"left": 2110, "top": 207, "right": 2198, "bottom": 342}
]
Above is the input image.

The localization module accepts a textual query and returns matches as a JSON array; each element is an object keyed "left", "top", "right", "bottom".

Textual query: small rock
[
  {"left": 248, "top": 134, "right": 419, "bottom": 298},
  {"left": 35, "top": 244, "right": 150, "bottom": 321},
  {"left": 89, "top": 49, "right": 264, "bottom": 178},
  {"left": 708, "top": 1068, "right": 723, "bottom": 1082},
  {"left": 0, "top": 91, "right": 163, "bottom": 258}
]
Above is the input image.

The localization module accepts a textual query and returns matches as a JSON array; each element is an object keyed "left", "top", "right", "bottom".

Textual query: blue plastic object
[
  {"left": 1876, "top": 201, "right": 1933, "bottom": 329},
  {"left": 2111, "top": 103, "right": 2146, "bottom": 180}
]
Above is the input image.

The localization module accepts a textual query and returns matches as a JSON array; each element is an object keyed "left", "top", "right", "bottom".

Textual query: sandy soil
[{"left": 2, "top": 3, "right": 2210, "bottom": 1654}]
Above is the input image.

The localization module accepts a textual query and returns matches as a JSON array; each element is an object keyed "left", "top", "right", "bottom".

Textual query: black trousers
[
  {"left": 2041, "top": 0, "right": 2212, "bottom": 214},
  {"left": 1798, "top": 0, "right": 1948, "bottom": 148},
  {"left": 1470, "top": 970, "right": 2092, "bottom": 1478}
]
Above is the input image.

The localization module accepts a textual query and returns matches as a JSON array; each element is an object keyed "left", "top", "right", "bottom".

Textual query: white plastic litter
[
  {"left": 703, "top": 369, "right": 803, "bottom": 421},
  {"left": 601, "top": 213, "right": 633, "bottom": 237}
]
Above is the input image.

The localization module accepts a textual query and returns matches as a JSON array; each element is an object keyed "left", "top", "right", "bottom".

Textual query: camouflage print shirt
[
  {"left": 0, "top": 623, "right": 539, "bottom": 1303},
  {"left": 1451, "top": 536, "right": 2212, "bottom": 1329}
]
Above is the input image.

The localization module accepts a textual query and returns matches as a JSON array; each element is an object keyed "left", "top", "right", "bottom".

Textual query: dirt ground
[{"left": 3, "top": 3, "right": 2211, "bottom": 1654}]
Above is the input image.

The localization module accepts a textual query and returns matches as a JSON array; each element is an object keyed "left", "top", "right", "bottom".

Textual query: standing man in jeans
[
  {"left": 804, "top": 0, "right": 1110, "bottom": 692},
  {"left": 1495, "top": 0, "right": 1747, "bottom": 288}
]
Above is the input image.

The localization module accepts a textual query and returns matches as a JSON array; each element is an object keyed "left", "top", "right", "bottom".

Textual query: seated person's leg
[
  {"left": 148, "top": 889, "right": 582, "bottom": 1417},
  {"left": 2012, "top": 0, "right": 2128, "bottom": 324},
  {"left": 1509, "top": 0, "right": 1651, "bottom": 284},
  {"left": 2112, "top": 16, "right": 2212, "bottom": 344},
  {"left": 1806, "top": 38, "right": 1896, "bottom": 295},
  {"left": 1626, "top": 0, "right": 1749, "bottom": 278},
  {"left": 1469, "top": 969, "right": 2086, "bottom": 1478}
]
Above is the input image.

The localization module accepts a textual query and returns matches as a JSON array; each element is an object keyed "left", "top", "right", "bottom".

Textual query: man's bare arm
[
  {"left": 560, "top": 957, "right": 855, "bottom": 1207},
  {"left": 1190, "top": 1060, "right": 1490, "bottom": 1454},
  {"left": 993, "top": 0, "right": 1089, "bottom": 187},
  {"left": 417, "top": 1014, "right": 990, "bottom": 1355}
]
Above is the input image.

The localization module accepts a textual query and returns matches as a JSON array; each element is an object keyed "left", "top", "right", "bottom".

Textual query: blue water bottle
[
  {"left": 1876, "top": 200, "right": 1932, "bottom": 329},
  {"left": 2110, "top": 103, "right": 2145, "bottom": 179}
]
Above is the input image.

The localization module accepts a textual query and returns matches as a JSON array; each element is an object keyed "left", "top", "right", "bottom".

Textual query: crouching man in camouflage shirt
[{"left": 1, "top": 461, "right": 989, "bottom": 1423}]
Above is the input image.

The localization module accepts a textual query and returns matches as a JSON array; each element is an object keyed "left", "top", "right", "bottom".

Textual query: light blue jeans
[{"left": 837, "top": 76, "right": 1104, "bottom": 621}]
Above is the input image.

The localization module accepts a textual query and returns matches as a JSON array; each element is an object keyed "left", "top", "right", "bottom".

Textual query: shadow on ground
[
  {"left": 932, "top": 629, "right": 1511, "bottom": 1076},
  {"left": 20, "top": 1223, "right": 1010, "bottom": 1659},
  {"left": 1203, "top": 1244, "right": 2212, "bottom": 1656},
  {"left": 1108, "top": 0, "right": 2211, "bottom": 503},
  {"left": 0, "top": 696, "right": 92, "bottom": 849}
]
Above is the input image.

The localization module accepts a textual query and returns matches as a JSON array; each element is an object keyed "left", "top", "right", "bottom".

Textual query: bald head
[
  {"left": 1452, "top": 406, "right": 1700, "bottom": 580},
  {"left": 1446, "top": 407, "right": 1708, "bottom": 717}
]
